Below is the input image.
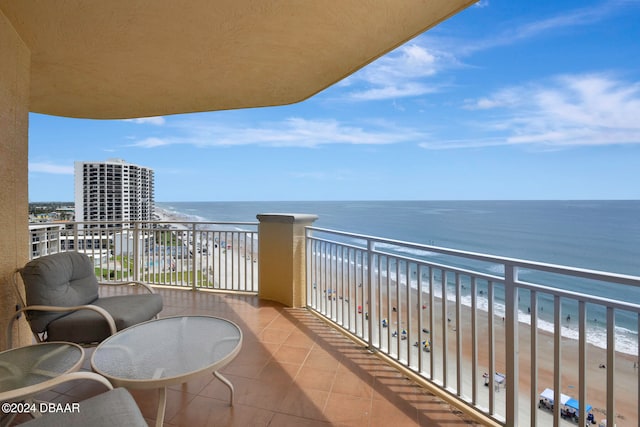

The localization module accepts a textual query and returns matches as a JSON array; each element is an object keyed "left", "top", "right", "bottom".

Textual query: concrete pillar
[
  {"left": 256, "top": 214, "right": 318, "bottom": 308},
  {"left": 0, "top": 10, "right": 31, "bottom": 350}
]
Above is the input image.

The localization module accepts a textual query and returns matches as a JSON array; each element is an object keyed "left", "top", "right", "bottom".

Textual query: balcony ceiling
[{"left": 1, "top": 0, "right": 475, "bottom": 119}]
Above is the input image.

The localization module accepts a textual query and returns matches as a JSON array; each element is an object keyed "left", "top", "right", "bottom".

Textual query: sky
[{"left": 28, "top": 0, "right": 640, "bottom": 202}]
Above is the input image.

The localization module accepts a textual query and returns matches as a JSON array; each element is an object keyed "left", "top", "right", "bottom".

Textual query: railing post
[
  {"left": 367, "top": 238, "right": 374, "bottom": 349},
  {"left": 256, "top": 214, "right": 318, "bottom": 307},
  {"left": 305, "top": 228, "right": 312, "bottom": 307},
  {"left": 606, "top": 307, "right": 615, "bottom": 427},
  {"left": 133, "top": 222, "right": 140, "bottom": 282},
  {"left": 504, "top": 263, "right": 519, "bottom": 426},
  {"left": 73, "top": 222, "right": 79, "bottom": 252},
  {"left": 191, "top": 223, "right": 197, "bottom": 290}
]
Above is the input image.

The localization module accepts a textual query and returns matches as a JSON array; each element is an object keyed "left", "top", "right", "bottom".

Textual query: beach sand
[{"left": 372, "top": 283, "right": 639, "bottom": 426}]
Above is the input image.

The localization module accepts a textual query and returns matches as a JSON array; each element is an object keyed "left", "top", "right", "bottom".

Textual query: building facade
[
  {"left": 74, "top": 159, "right": 154, "bottom": 228},
  {"left": 28, "top": 223, "right": 65, "bottom": 259}
]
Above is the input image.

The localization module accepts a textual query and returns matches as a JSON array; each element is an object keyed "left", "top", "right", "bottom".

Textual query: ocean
[{"left": 156, "top": 200, "right": 640, "bottom": 354}]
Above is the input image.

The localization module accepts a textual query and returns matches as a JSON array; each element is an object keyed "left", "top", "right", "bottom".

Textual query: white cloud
[
  {"left": 343, "top": 43, "right": 456, "bottom": 101},
  {"left": 366, "top": 44, "right": 439, "bottom": 84},
  {"left": 459, "top": 0, "right": 636, "bottom": 55},
  {"left": 29, "top": 162, "right": 74, "bottom": 174},
  {"left": 421, "top": 74, "right": 640, "bottom": 149},
  {"left": 130, "top": 117, "right": 425, "bottom": 149},
  {"left": 336, "top": 1, "right": 638, "bottom": 103},
  {"left": 124, "top": 117, "right": 166, "bottom": 126},
  {"left": 131, "top": 137, "right": 172, "bottom": 148},
  {"left": 290, "top": 171, "right": 349, "bottom": 181},
  {"left": 463, "top": 88, "right": 521, "bottom": 110},
  {"left": 348, "top": 83, "right": 438, "bottom": 101}
]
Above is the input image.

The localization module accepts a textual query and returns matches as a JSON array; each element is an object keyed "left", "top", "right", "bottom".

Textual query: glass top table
[
  {"left": 91, "top": 316, "right": 242, "bottom": 427},
  {"left": 0, "top": 342, "right": 84, "bottom": 426},
  {"left": 0, "top": 342, "right": 84, "bottom": 402}
]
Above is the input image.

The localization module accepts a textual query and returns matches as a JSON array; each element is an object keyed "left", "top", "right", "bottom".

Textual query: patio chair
[
  {"left": 20, "top": 371, "right": 147, "bottom": 427},
  {"left": 7, "top": 251, "right": 163, "bottom": 347}
]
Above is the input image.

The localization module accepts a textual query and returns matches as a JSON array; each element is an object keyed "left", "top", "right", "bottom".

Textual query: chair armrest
[
  {"left": 6, "top": 305, "right": 117, "bottom": 349},
  {"left": 34, "top": 371, "right": 114, "bottom": 392},
  {"left": 98, "top": 281, "right": 157, "bottom": 294},
  {"left": 0, "top": 370, "right": 113, "bottom": 403}
]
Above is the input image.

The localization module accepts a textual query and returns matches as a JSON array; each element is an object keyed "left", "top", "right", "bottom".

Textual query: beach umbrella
[{"left": 565, "top": 398, "right": 592, "bottom": 413}]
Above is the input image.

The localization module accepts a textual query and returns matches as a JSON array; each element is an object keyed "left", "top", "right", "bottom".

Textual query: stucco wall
[
  {"left": 0, "top": 9, "right": 31, "bottom": 350},
  {"left": 257, "top": 214, "right": 317, "bottom": 308}
]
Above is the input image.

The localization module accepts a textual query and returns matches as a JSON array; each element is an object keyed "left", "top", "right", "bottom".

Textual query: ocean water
[{"left": 156, "top": 200, "right": 640, "bottom": 354}]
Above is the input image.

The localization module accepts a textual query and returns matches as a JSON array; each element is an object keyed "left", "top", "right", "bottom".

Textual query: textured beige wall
[
  {"left": 0, "top": 9, "right": 31, "bottom": 350},
  {"left": 1, "top": 0, "right": 476, "bottom": 119},
  {"left": 257, "top": 214, "right": 317, "bottom": 308}
]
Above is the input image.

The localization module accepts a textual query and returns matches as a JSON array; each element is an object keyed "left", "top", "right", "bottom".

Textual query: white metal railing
[
  {"left": 29, "top": 221, "right": 259, "bottom": 292},
  {"left": 306, "top": 226, "right": 640, "bottom": 427}
]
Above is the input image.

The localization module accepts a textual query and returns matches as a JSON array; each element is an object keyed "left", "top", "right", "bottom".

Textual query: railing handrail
[{"left": 66, "top": 220, "right": 259, "bottom": 227}]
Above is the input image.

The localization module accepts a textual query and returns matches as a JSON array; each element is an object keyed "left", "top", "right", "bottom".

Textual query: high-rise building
[{"left": 74, "top": 159, "right": 154, "bottom": 228}]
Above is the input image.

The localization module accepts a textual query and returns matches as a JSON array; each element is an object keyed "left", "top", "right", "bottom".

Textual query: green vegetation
[
  {"left": 143, "top": 270, "right": 211, "bottom": 287},
  {"left": 115, "top": 256, "right": 134, "bottom": 274},
  {"left": 95, "top": 256, "right": 134, "bottom": 280},
  {"left": 156, "top": 230, "right": 179, "bottom": 246},
  {"left": 29, "top": 202, "right": 73, "bottom": 215},
  {"left": 96, "top": 268, "right": 130, "bottom": 280}
]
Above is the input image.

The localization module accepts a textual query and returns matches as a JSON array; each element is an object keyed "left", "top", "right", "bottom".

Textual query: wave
[
  {"left": 357, "top": 256, "right": 639, "bottom": 356},
  {"left": 452, "top": 286, "right": 638, "bottom": 356},
  {"left": 375, "top": 242, "right": 440, "bottom": 259},
  {"left": 380, "top": 265, "right": 638, "bottom": 356}
]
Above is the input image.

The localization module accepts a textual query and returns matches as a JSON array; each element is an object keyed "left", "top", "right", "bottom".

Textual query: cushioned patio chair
[
  {"left": 19, "top": 371, "right": 147, "bottom": 427},
  {"left": 8, "top": 251, "right": 163, "bottom": 347}
]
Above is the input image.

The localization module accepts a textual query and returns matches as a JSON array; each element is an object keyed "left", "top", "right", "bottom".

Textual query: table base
[{"left": 154, "top": 370, "right": 234, "bottom": 427}]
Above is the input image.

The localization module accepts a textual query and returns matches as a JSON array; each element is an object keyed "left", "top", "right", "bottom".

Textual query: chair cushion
[
  {"left": 47, "top": 293, "right": 163, "bottom": 343},
  {"left": 21, "top": 252, "right": 99, "bottom": 333},
  {"left": 21, "top": 387, "right": 146, "bottom": 427}
]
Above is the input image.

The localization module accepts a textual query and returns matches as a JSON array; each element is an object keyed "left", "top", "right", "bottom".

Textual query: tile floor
[{"left": 15, "top": 288, "right": 480, "bottom": 426}]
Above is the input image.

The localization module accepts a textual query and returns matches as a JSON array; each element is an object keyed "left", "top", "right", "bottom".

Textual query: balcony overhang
[{"left": 0, "top": 0, "right": 476, "bottom": 119}]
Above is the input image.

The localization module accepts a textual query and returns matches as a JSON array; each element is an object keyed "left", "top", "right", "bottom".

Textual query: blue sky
[{"left": 28, "top": 0, "right": 640, "bottom": 202}]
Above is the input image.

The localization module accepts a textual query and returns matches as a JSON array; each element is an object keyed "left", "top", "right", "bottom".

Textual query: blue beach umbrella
[{"left": 565, "top": 398, "right": 592, "bottom": 413}]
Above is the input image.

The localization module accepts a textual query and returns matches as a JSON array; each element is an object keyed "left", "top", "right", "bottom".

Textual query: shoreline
[
  {"left": 391, "top": 285, "right": 639, "bottom": 426},
  {"left": 450, "top": 290, "right": 638, "bottom": 357}
]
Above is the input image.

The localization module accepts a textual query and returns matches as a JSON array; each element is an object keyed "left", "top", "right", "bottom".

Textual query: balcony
[
  {"left": 20, "top": 217, "right": 640, "bottom": 426},
  {"left": 10, "top": 286, "right": 480, "bottom": 426}
]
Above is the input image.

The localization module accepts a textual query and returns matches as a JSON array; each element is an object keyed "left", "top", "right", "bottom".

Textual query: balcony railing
[
  {"left": 27, "top": 218, "right": 640, "bottom": 426},
  {"left": 30, "top": 221, "right": 259, "bottom": 292},
  {"left": 305, "top": 226, "right": 640, "bottom": 427}
]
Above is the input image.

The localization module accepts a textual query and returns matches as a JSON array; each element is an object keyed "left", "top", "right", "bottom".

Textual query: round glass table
[
  {"left": 0, "top": 342, "right": 84, "bottom": 426},
  {"left": 91, "top": 316, "right": 242, "bottom": 427}
]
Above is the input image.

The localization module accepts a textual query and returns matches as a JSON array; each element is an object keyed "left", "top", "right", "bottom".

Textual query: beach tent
[
  {"left": 565, "top": 398, "right": 592, "bottom": 413},
  {"left": 540, "top": 388, "right": 571, "bottom": 405}
]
